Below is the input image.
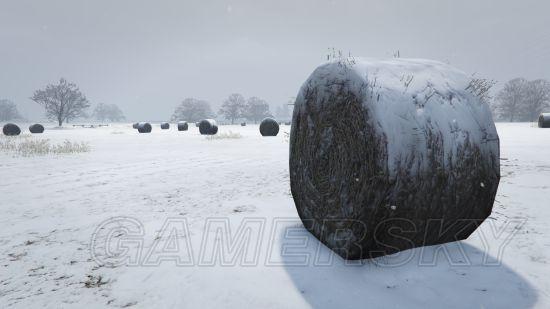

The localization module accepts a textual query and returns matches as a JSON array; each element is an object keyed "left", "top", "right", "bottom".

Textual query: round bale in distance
[
  {"left": 538, "top": 113, "right": 550, "bottom": 128},
  {"left": 259, "top": 118, "right": 279, "bottom": 136},
  {"left": 29, "top": 124, "right": 45, "bottom": 134},
  {"left": 177, "top": 121, "right": 189, "bottom": 131},
  {"left": 132, "top": 123, "right": 139, "bottom": 129},
  {"left": 137, "top": 122, "right": 152, "bottom": 133},
  {"left": 199, "top": 119, "right": 218, "bottom": 135},
  {"left": 3, "top": 123, "right": 21, "bottom": 136},
  {"left": 161, "top": 122, "right": 170, "bottom": 130},
  {"left": 290, "top": 58, "right": 500, "bottom": 260},
  {"left": 241, "top": 122, "right": 247, "bottom": 126}
]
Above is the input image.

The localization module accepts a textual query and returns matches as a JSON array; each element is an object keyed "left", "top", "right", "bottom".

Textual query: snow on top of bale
[{"left": 295, "top": 57, "right": 498, "bottom": 176}]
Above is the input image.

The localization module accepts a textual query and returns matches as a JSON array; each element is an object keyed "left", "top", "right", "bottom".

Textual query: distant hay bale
[
  {"left": 241, "top": 122, "right": 246, "bottom": 126},
  {"left": 178, "top": 121, "right": 189, "bottom": 131},
  {"left": 137, "top": 122, "right": 152, "bottom": 133},
  {"left": 161, "top": 122, "right": 170, "bottom": 130},
  {"left": 132, "top": 123, "right": 139, "bottom": 129},
  {"left": 259, "top": 118, "right": 279, "bottom": 136},
  {"left": 195, "top": 122, "right": 200, "bottom": 127},
  {"left": 284, "top": 121, "right": 291, "bottom": 125},
  {"left": 2, "top": 123, "right": 21, "bottom": 136},
  {"left": 199, "top": 119, "right": 218, "bottom": 135},
  {"left": 29, "top": 124, "right": 45, "bottom": 134},
  {"left": 290, "top": 58, "right": 500, "bottom": 260},
  {"left": 538, "top": 113, "right": 550, "bottom": 128}
]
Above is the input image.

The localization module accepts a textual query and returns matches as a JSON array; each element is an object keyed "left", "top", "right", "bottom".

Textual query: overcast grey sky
[{"left": 1, "top": 0, "right": 549, "bottom": 121}]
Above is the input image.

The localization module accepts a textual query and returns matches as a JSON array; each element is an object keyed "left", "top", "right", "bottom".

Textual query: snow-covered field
[{"left": 0, "top": 122, "right": 549, "bottom": 308}]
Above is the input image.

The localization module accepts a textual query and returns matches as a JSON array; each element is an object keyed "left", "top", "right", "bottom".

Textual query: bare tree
[
  {"left": 93, "top": 103, "right": 125, "bottom": 122},
  {"left": 31, "top": 78, "right": 90, "bottom": 126},
  {"left": 524, "top": 79, "right": 550, "bottom": 121},
  {"left": 495, "top": 78, "right": 528, "bottom": 122},
  {"left": 218, "top": 93, "right": 245, "bottom": 124},
  {"left": 494, "top": 78, "right": 550, "bottom": 122},
  {"left": 171, "top": 98, "right": 213, "bottom": 122},
  {"left": 0, "top": 99, "right": 21, "bottom": 121},
  {"left": 244, "top": 97, "right": 272, "bottom": 124}
]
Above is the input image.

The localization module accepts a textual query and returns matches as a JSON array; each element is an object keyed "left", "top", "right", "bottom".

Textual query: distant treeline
[{"left": 1, "top": 79, "right": 292, "bottom": 126}]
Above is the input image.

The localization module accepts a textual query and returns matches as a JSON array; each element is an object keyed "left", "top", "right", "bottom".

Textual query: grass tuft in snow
[
  {"left": 84, "top": 275, "right": 109, "bottom": 288},
  {"left": 283, "top": 131, "right": 290, "bottom": 143},
  {"left": 0, "top": 135, "right": 90, "bottom": 157},
  {"left": 205, "top": 131, "right": 242, "bottom": 140}
]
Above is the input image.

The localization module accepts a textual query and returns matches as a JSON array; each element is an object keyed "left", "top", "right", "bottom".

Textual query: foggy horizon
[{"left": 2, "top": 0, "right": 549, "bottom": 121}]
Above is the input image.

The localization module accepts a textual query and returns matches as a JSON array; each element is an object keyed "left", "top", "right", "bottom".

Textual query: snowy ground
[{"left": 0, "top": 122, "right": 549, "bottom": 308}]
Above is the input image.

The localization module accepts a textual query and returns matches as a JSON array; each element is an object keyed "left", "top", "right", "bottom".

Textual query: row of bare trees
[
  {"left": 217, "top": 94, "right": 273, "bottom": 124},
  {"left": 4, "top": 78, "right": 278, "bottom": 126},
  {"left": 171, "top": 94, "right": 275, "bottom": 124}
]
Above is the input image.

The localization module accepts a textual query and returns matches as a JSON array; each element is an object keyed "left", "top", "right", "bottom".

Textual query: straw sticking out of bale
[
  {"left": 178, "top": 121, "right": 189, "bottom": 131},
  {"left": 29, "top": 124, "right": 45, "bottom": 134},
  {"left": 3, "top": 123, "right": 21, "bottom": 136},
  {"left": 137, "top": 122, "right": 152, "bottom": 133},
  {"left": 259, "top": 118, "right": 279, "bottom": 136},
  {"left": 539, "top": 113, "right": 550, "bottom": 128},
  {"left": 290, "top": 58, "right": 500, "bottom": 260},
  {"left": 161, "top": 122, "right": 170, "bottom": 130},
  {"left": 199, "top": 119, "right": 218, "bottom": 135}
]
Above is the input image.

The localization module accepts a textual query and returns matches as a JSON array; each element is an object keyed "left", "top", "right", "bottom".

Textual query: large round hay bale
[
  {"left": 199, "top": 119, "right": 218, "bottom": 135},
  {"left": 259, "top": 118, "right": 279, "bottom": 136},
  {"left": 29, "top": 124, "right": 45, "bottom": 134},
  {"left": 161, "top": 122, "right": 170, "bottom": 130},
  {"left": 177, "top": 121, "right": 189, "bottom": 131},
  {"left": 538, "top": 113, "right": 550, "bottom": 128},
  {"left": 2, "top": 123, "right": 21, "bottom": 136},
  {"left": 132, "top": 123, "right": 139, "bottom": 129},
  {"left": 137, "top": 122, "right": 152, "bottom": 133},
  {"left": 290, "top": 58, "right": 500, "bottom": 260}
]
